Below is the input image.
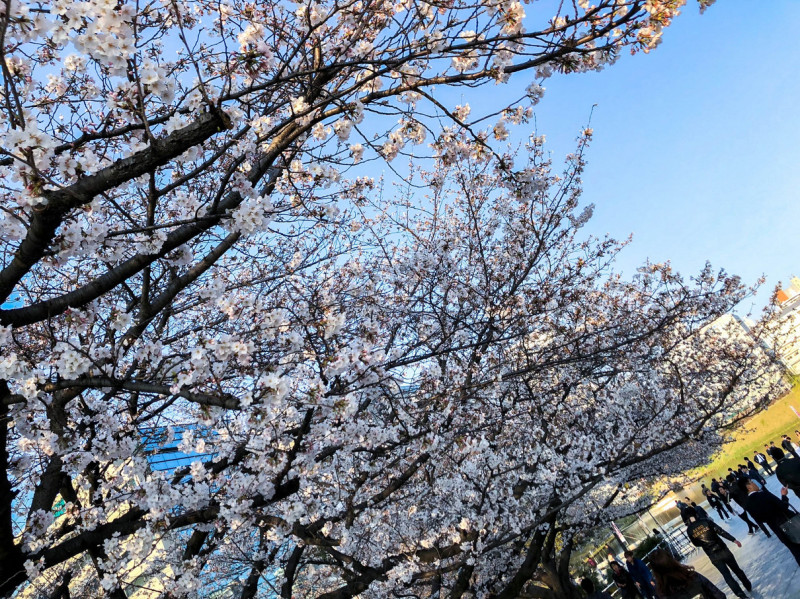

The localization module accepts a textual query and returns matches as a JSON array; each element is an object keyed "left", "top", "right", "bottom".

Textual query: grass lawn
[{"left": 691, "top": 384, "right": 800, "bottom": 479}]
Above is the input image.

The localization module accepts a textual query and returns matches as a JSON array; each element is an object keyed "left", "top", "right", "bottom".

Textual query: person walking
[
  {"left": 705, "top": 490, "right": 731, "bottom": 520},
  {"left": 753, "top": 449, "right": 774, "bottom": 475},
  {"left": 610, "top": 561, "right": 642, "bottom": 599},
  {"left": 716, "top": 484, "right": 735, "bottom": 514},
  {"left": 727, "top": 477, "right": 769, "bottom": 537},
  {"left": 675, "top": 500, "right": 691, "bottom": 525},
  {"left": 683, "top": 507, "right": 751, "bottom": 598},
  {"left": 579, "top": 578, "right": 613, "bottom": 599},
  {"left": 777, "top": 456, "right": 800, "bottom": 500},
  {"left": 743, "top": 479, "right": 800, "bottom": 566},
  {"left": 782, "top": 435, "right": 800, "bottom": 460},
  {"left": 624, "top": 550, "right": 656, "bottom": 599},
  {"left": 648, "top": 550, "right": 726, "bottom": 599},
  {"left": 767, "top": 441, "right": 786, "bottom": 464},
  {"left": 689, "top": 501, "right": 711, "bottom": 522},
  {"left": 746, "top": 463, "right": 767, "bottom": 488},
  {"left": 725, "top": 468, "right": 739, "bottom": 486}
]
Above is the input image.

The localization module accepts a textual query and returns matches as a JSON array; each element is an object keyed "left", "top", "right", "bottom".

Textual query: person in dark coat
[
  {"left": 704, "top": 489, "right": 730, "bottom": 520},
  {"left": 777, "top": 455, "right": 800, "bottom": 500},
  {"left": 746, "top": 464, "right": 767, "bottom": 488},
  {"left": 768, "top": 441, "right": 786, "bottom": 464},
  {"left": 689, "top": 501, "right": 710, "bottom": 522},
  {"left": 580, "top": 578, "right": 612, "bottom": 599},
  {"left": 683, "top": 507, "right": 751, "bottom": 598},
  {"left": 716, "top": 484, "right": 735, "bottom": 514},
  {"left": 711, "top": 479, "right": 734, "bottom": 512},
  {"left": 649, "top": 550, "right": 725, "bottom": 599},
  {"left": 725, "top": 468, "right": 739, "bottom": 485},
  {"left": 727, "top": 476, "right": 770, "bottom": 536},
  {"left": 782, "top": 435, "right": 800, "bottom": 460},
  {"left": 624, "top": 550, "right": 656, "bottom": 599},
  {"left": 743, "top": 479, "right": 800, "bottom": 566},
  {"left": 754, "top": 449, "right": 774, "bottom": 475},
  {"left": 675, "top": 500, "right": 691, "bottom": 524},
  {"left": 610, "top": 561, "right": 642, "bottom": 598}
]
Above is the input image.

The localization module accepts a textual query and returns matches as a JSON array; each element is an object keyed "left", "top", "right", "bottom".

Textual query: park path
[{"left": 684, "top": 471, "right": 800, "bottom": 597}]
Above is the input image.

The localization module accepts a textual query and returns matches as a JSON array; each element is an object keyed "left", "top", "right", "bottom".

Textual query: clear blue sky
[{"left": 477, "top": 1, "right": 800, "bottom": 314}]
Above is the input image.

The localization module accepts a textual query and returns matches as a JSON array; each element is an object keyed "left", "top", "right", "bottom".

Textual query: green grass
[{"left": 692, "top": 385, "right": 800, "bottom": 479}]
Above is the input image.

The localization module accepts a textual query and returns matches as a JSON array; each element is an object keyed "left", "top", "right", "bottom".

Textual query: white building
[{"left": 765, "top": 277, "right": 800, "bottom": 375}]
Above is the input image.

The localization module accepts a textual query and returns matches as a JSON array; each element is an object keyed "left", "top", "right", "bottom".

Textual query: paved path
[{"left": 684, "top": 472, "right": 800, "bottom": 598}]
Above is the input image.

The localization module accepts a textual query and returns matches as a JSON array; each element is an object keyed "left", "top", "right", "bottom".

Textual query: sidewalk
[{"left": 684, "top": 472, "right": 800, "bottom": 597}]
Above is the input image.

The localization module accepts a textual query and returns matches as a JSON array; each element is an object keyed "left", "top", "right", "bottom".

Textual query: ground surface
[{"left": 684, "top": 471, "right": 800, "bottom": 598}]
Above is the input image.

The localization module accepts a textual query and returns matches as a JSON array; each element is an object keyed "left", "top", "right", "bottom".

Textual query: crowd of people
[{"left": 582, "top": 431, "right": 800, "bottom": 598}]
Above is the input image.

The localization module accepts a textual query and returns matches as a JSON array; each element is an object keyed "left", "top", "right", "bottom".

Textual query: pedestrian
[
  {"left": 610, "top": 561, "right": 642, "bottom": 599},
  {"left": 579, "top": 578, "right": 613, "bottom": 599},
  {"left": 716, "top": 484, "right": 734, "bottom": 513},
  {"left": 743, "top": 479, "right": 800, "bottom": 566},
  {"left": 768, "top": 441, "right": 786, "bottom": 464},
  {"left": 710, "top": 478, "right": 722, "bottom": 496},
  {"left": 726, "top": 476, "right": 769, "bottom": 537},
  {"left": 705, "top": 490, "right": 731, "bottom": 520},
  {"left": 777, "top": 455, "right": 800, "bottom": 500},
  {"left": 624, "top": 550, "right": 656, "bottom": 599},
  {"left": 683, "top": 506, "right": 751, "bottom": 598},
  {"left": 754, "top": 449, "right": 774, "bottom": 475},
  {"left": 675, "top": 500, "right": 690, "bottom": 525},
  {"left": 744, "top": 457, "right": 756, "bottom": 471},
  {"left": 746, "top": 463, "right": 766, "bottom": 488},
  {"left": 689, "top": 501, "right": 710, "bottom": 521},
  {"left": 725, "top": 468, "right": 739, "bottom": 485},
  {"left": 648, "top": 549, "right": 725, "bottom": 599},
  {"left": 782, "top": 435, "right": 800, "bottom": 460}
]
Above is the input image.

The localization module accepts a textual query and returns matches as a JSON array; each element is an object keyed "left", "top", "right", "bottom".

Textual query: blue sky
[{"left": 477, "top": 1, "right": 800, "bottom": 314}]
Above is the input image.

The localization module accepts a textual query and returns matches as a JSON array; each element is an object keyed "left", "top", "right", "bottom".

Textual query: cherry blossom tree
[{"left": 0, "top": 0, "right": 780, "bottom": 597}]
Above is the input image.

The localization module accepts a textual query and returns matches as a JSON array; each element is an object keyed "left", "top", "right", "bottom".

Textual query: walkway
[{"left": 685, "top": 472, "right": 800, "bottom": 597}]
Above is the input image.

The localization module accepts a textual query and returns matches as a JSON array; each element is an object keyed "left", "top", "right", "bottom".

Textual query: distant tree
[{"left": 0, "top": 0, "right": 778, "bottom": 597}]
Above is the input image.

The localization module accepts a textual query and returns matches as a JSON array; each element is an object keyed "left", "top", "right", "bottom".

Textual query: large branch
[
  {"left": 41, "top": 377, "right": 241, "bottom": 410},
  {"left": 0, "top": 109, "right": 231, "bottom": 306}
]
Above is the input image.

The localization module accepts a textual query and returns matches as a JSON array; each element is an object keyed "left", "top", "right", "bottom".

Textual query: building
[{"left": 766, "top": 277, "right": 800, "bottom": 375}]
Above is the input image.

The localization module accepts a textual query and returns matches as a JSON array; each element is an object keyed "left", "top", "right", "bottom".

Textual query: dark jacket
[
  {"left": 686, "top": 518, "right": 736, "bottom": 557},
  {"left": 710, "top": 480, "right": 721, "bottom": 495},
  {"left": 782, "top": 438, "right": 796, "bottom": 454},
  {"left": 777, "top": 457, "right": 800, "bottom": 493},
  {"left": 611, "top": 566, "right": 639, "bottom": 599},
  {"left": 691, "top": 503, "right": 710, "bottom": 520},
  {"left": 768, "top": 445, "right": 786, "bottom": 462},
  {"left": 754, "top": 451, "right": 768, "bottom": 465},
  {"left": 726, "top": 481, "right": 748, "bottom": 508},
  {"left": 626, "top": 556, "right": 654, "bottom": 586},
  {"left": 657, "top": 572, "right": 725, "bottom": 599},
  {"left": 705, "top": 493, "right": 723, "bottom": 509},
  {"left": 748, "top": 467, "right": 764, "bottom": 484},
  {"left": 745, "top": 490, "right": 793, "bottom": 527}
]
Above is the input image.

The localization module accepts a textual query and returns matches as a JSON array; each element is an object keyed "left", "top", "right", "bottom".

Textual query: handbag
[{"left": 780, "top": 513, "right": 800, "bottom": 544}]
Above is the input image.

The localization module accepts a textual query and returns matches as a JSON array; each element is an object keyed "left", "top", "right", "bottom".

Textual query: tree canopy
[{"left": 0, "top": 0, "right": 781, "bottom": 597}]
